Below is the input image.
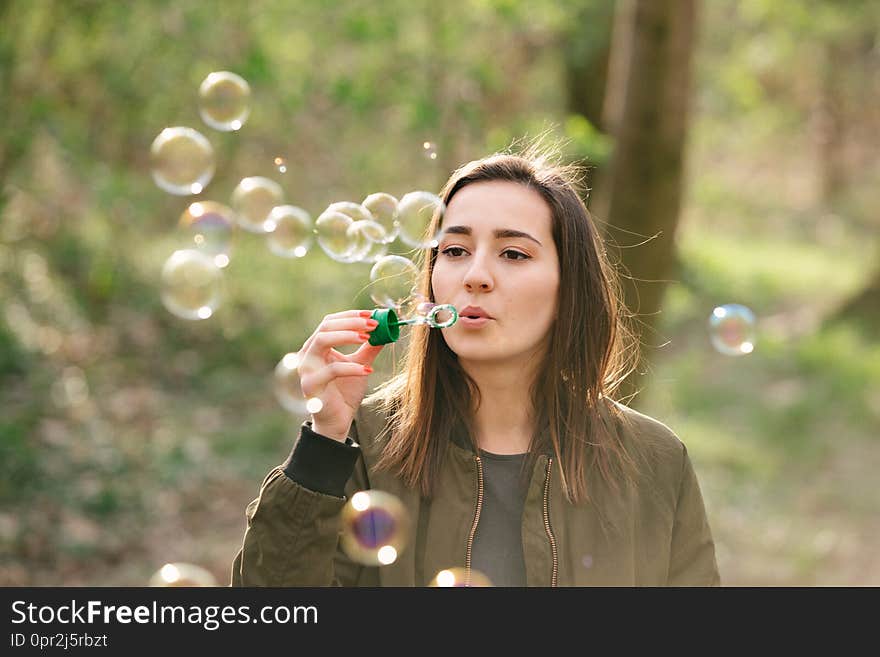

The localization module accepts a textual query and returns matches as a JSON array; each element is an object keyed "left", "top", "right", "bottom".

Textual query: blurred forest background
[{"left": 1, "top": 0, "right": 878, "bottom": 586}]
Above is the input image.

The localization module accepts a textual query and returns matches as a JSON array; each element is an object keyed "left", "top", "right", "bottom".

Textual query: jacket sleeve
[
  {"left": 666, "top": 445, "right": 721, "bottom": 586},
  {"left": 230, "top": 421, "right": 378, "bottom": 586}
]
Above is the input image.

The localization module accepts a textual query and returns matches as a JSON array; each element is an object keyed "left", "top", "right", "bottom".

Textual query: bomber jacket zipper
[
  {"left": 543, "top": 457, "right": 559, "bottom": 587},
  {"left": 465, "top": 455, "right": 558, "bottom": 587},
  {"left": 464, "top": 455, "right": 484, "bottom": 586}
]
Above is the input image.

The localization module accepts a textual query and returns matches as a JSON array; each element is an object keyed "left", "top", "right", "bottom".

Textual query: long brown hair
[{"left": 368, "top": 139, "right": 644, "bottom": 507}]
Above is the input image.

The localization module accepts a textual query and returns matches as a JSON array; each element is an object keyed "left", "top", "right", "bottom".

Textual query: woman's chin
[{"left": 448, "top": 345, "right": 509, "bottom": 365}]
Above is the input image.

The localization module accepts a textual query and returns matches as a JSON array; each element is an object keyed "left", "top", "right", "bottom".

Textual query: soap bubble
[
  {"left": 428, "top": 567, "right": 493, "bottom": 587},
  {"left": 274, "top": 351, "right": 324, "bottom": 416},
  {"left": 708, "top": 304, "right": 756, "bottom": 356},
  {"left": 370, "top": 255, "right": 419, "bottom": 309},
  {"left": 415, "top": 300, "right": 436, "bottom": 317},
  {"left": 422, "top": 141, "right": 438, "bottom": 161},
  {"left": 362, "top": 192, "right": 399, "bottom": 243},
  {"left": 320, "top": 202, "right": 377, "bottom": 262},
  {"left": 231, "top": 176, "right": 284, "bottom": 234},
  {"left": 198, "top": 71, "right": 250, "bottom": 132},
  {"left": 396, "top": 290, "right": 427, "bottom": 320},
  {"left": 346, "top": 220, "right": 389, "bottom": 263},
  {"left": 397, "top": 191, "right": 444, "bottom": 249},
  {"left": 274, "top": 156, "right": 288, "bottom": 174},
  {"left": 358, "top": 230, "right": 390, "bottom": 263},
  {"left": 150, "top": 126, "right": 215, "bottom": 196},
  {"left": 160, "top": 249, "right": 223, "bottom": 321},
  {"left": 178, "top": 201, "right": 234, "bottom": 265},
  {"left": 315, "top": 210, "right": 355, "bottom": 262},
  {"left": 325, "top": 201, "right": 375, "bottom": 223},
  {"left": 266, "top": 205, "right": 312, "bottom": 258},
  {"left": 340, "top": 490, "right": 410, "bottom": 566},
  {"left": 149, "top": 562, "right": 217, "bottom": 587}
]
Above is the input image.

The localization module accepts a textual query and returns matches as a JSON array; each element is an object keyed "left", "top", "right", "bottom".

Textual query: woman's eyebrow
[{"left": 441, "top": 225, "right": 543, "bottom": 246}]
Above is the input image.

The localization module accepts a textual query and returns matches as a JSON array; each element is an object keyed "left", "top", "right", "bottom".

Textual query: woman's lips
[{"left": 459, "top": 316, "right": 492, "bottom": 328}]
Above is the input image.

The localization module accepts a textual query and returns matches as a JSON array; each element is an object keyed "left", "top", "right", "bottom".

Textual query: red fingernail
[
  {"left": 359, "top": 311, "right": 373, "bottom": 318},
  {"left": 358, "top": 333, "right": 370, "bottom": 341},
  {"left": 363, "top": 365, "right": 373, "bottom": 373},
  {"left": 366, "top": 319, "right": 379, "bottom": 329}
]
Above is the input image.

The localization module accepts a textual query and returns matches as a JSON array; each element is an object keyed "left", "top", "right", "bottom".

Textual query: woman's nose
[{"left": 462, "top": 256, "right": 494, "bottom": 292}]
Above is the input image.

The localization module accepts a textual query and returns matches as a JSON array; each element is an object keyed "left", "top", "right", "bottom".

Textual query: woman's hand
[{"left": 296, "top": 309, "right": 384, "bottom": 441}]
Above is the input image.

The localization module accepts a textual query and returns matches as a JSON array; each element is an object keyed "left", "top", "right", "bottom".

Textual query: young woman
[{"left": 231, "top": 144, "right": 721, "bottom": 587}]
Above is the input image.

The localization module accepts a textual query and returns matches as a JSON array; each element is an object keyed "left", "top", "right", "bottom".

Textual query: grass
[{"left": 637, "top": 220, "right": 880, "bottom": 585}]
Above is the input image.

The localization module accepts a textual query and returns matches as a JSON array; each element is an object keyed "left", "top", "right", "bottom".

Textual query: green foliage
[{"left": 563, "top": 113, "right": 612, "bottom": 166}]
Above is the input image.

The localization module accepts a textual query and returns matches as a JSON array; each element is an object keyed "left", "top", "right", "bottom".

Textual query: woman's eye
[{"left": 440, "top": 247, "right": 529, "bottom": 260}]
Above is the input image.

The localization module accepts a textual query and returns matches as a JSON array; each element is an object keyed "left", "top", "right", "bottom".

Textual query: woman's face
[{"left": 431, "top": 180, "right": 560, "bottom": 368}]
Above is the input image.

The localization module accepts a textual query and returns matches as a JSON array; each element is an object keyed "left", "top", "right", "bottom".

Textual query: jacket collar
[{"left": 449, "top": 422, "right": 555, "bottom": 457}]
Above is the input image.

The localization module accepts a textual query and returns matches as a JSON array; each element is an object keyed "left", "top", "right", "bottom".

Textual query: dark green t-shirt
[{"left": 470, "top": 450, "right": 530, "bottom": 587}]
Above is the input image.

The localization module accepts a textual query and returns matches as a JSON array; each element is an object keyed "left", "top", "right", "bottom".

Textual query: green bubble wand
[{"left": 368, "top": 304, "right": 458, "bottom": 345}]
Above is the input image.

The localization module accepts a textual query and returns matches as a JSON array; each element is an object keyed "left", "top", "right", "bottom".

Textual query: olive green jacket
[{"left": 230, "top": 398, "right": 721, "bottom": 587}]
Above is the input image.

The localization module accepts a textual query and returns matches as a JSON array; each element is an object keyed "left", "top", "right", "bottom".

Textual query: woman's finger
[
  {"left": 346, "top": 342, "right": 385, "bottom": 366},
  {"left": 299, "top": 310, "right": 374, "bottom": 353},
  {"left": 313, "top": 316, "right": 379, "bottom": 334},
  {"left": 322, "top": 309, "right": 375, "bottom": 322},
  {"left": 307, "top": 330, "right": 371, "bottom": 354},
  {"left": 301, "top": 361, "right": 372, "bottom": 397}
]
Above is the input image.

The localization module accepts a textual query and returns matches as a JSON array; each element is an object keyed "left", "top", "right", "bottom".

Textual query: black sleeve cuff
[{"left": 282, "top": 421, "right": 361, "bottom": 498}]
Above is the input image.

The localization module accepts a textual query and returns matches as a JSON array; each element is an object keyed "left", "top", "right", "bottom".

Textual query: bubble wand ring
[
  {"left": 368, "top": 304, "right": 458, "bottom": 345},
  {"left": 419, "top": 304, "right": 458, "bottom": 329}
]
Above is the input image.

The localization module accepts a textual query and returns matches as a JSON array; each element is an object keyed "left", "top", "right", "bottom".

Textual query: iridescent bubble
[
  {"left": 396, "top": 191, "right": 444, "bottom": 249},
  {"left": 178, "top": 201, "right": 234, "bottom": 266},
  {"left": 231, "top": 177, "right": 285, "bottom": 234},
  {"left": 324, "top": 201, "right": 378, "bottom": 263},
  {"left": 274, "top": 156, "right": 288, "bottom": 174},
  {"left": 149, "top": 562, "right": 217, "bottom": 587},
  {"left": 160, "top": 249, "right": 223, "bottom": 321},
  {"left": 708, "top": 304, "right": 756, "bottom": 356},
  {"left": 397, "top": 290, "right": 427, "bottom": 320},
  {"left": 428, "top": 567, "right": 493, "bottom": 587},
  {"left": 346, "top": 220, "right": 389, "bottom": 263},
  {"left": 422, "top": 141, "right": 438, "bottom": 161},
  {"left": 415, "top": 300, "right": 436, "bottom": 316},
  {"left": 340, "top": 490, "right": 410, "bottom": 566},
  {"left": 362, "top": 192, "right": 399, "bottom": 243},
  {"left": 315, "top": 210, "right": 355, "bottom": 262},
  {"left": 359, "top": 232, "right": 390, "bottom": 263},
  {"left": 325, "top": 201, "right": 375, "bottom": 223},
  {"left": 369, "top": 255, "right": 419, "bottom": 309},
  {"left": 198, "top": 71, "right": 250, "bottom": 132},
  {"left": 266, "top": 205, "right": 312, "bottom": 258},
  {"left": 150, "top": 126, "right": 215, "bottom": 196},
  {"left": 274, "top": 351, "right": 324, "bottom": 416}
]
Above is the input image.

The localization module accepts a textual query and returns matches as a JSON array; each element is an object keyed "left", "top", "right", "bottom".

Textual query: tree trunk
[
  {"left": 561, "top": 0, "right": 616, "bottom": 206},
  {"left": 813, "top": 42, "right": 849, "bottom": 206},
  {"left": 818, "top": 26, "right": 880, "bottom": 337},
  {"left": 827, "top": 267, "right": 880, "bottom": 333},
  {"left": 593, "top": 0, "right": 699, "bottom": 404},
  {"left": 563, "top": 1, "right": 616, "bottom": 130}
]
